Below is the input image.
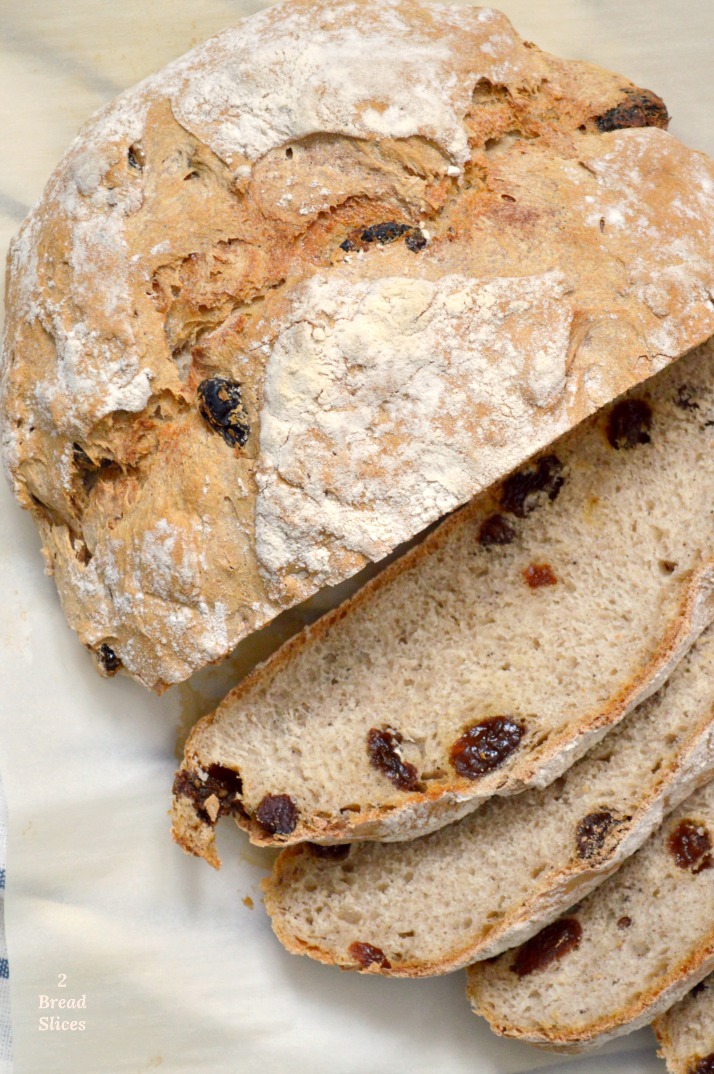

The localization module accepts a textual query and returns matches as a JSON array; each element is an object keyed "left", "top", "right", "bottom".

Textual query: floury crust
[{"left": 3, "top": 0, "right": 714, "bottom": 689}]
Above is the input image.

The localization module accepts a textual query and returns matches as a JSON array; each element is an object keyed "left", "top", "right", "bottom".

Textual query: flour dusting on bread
[{"left": 3, "top": 0, "right": 714, "bottom": 688}]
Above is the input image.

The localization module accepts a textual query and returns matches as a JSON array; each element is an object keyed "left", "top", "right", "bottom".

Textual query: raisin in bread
[
  {"left": 262, "top": 623, "right": 714, "bottom": 976},
  {"left": 172, "top": 337, "right": 714, "bottom": 860},
  {"left": 4, "top": 1, "right": 714, "bottom": 691},
  {"left": 654, "top": 975, "right": 714, "bottom": 1074},
  {"left": 466, "top": 780, "right": 714, "bottom": 1052}
]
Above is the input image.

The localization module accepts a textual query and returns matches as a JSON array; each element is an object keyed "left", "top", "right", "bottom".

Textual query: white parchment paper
[{"left": 1, "top": 1, "right": 713, "bottom": 1071}]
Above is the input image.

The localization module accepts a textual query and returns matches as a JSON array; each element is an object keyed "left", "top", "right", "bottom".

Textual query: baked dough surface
[{"left": 3, "top": 0, "right": 714, "bottom": 689}]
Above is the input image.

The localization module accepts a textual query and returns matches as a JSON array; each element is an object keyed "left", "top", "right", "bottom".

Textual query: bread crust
[{"left": 3, "top": 0, "right": 714, "bottom": 690}]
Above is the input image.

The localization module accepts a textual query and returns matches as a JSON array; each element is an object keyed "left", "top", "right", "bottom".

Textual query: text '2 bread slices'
[
  {"left": 467, "top": 779, "right": 714, "bottom": 1052},
  {"left": 261, "top": 622, "right": 714, "bottom": 976},
  {"left": 654, "top": 974, "right": 714, "bottom": 1074},
  {"left": 172, "top": 338, "right": 714, "bottom": 862}
]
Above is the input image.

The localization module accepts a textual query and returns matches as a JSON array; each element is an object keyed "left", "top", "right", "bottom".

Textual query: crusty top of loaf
[{"left": 3, "top": 0, "right": 714, "bottom": 689}]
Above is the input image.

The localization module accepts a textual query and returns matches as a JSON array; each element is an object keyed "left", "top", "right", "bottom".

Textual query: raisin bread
[
  {"left": 172, "top": 337, "right": 714, "bottom": 859},
  {"left": 654, "top": 975, "right": 714, "bottom": 1074},
  {"left": 261, "top": 623, "right": 714, "bottom": 976},
  {"left": 4, "top": 0, "right": 714, "bottom": 691},
  {"left": 466, "top": 780, "right": 714, "bottom": 1051}
]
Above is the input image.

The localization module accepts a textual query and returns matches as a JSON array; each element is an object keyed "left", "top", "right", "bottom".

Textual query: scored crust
[{"left": 3, "top": 0, "right": 714, "bottom": 690}]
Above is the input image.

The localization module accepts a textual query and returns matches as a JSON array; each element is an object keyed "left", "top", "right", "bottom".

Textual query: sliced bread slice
[
  {"left": 173, "top": 337, "right": 714, "bottom": 860},
  {"left": 262, "top": 623, "right": 714, "bottom": 976},
  {"left": 466, "top": 779, "right": 714, "bottom": 1052},
  {"left": 654, "top": 975, "right": 714, "bottom": 1074}
]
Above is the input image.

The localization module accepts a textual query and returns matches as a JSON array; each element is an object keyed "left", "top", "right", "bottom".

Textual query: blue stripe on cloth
[
  {"left": 0, "top": 962, "right": 7, "bottom": 981},
  {"left": 0, "top": 869, "right": 5, "bottom": 890}
]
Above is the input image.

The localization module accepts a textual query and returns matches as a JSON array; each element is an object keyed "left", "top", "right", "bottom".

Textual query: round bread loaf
[{"left": 2, "top": 0, "right": 714, "bottom": 690}]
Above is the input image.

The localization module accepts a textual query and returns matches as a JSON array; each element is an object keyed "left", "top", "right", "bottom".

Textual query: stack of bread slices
[{"left": 173, "top": 329, "right": 714, "bottom": 1065}]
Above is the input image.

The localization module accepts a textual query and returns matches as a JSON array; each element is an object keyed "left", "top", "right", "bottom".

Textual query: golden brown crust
[{"left": 4, "top": 0, "right": 714, "bottom": 690}]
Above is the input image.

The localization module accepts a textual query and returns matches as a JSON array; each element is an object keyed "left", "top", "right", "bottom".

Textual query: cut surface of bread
[
  {"left": 654, "top": 975, "right": 714, "bottom": 1074},
  {"left": 261, "top": 624, "right": 714, "bottom": 976},
  {"left": 172, "top": 337, "right": 714, "bottom": 859},
  {"left": 466, "top": 779, "right": 714, "bottom": 1052},
  {"left": 4, "top": 0, "right": 714, "bottom": 691}
]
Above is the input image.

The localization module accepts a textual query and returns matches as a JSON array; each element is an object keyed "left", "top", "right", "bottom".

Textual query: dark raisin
[
  {"left": 255, "top": 793, "right": 299, "bottom": 836},
  {"left": 501, "top": 455, "right": 564, "bottom": 517},
  {"left": 367, "top": 728, "right": 420, "bottom": 792},
  {"left": 692, "top": 979, "right": 709, "bottom": 998},
  {"left": 450, "top": 717, "right": 525, "bottom": 779},
  {"left": 511, "top": 918, "right": 583, "bottom": 977},
  {"left": 675, "top": 385, "right": 700, "bottom": 411},
  {"left": 693, "top": 1057, "right": 714, "bottom": 1074},
  {"left": 339, "top": 222, "right": 426, "bottom": 255},
  {"left": 606, "top": 398, "right": 652, "bottom": 449},
  {"left": 576, "top": 811, "right": 618, "bottom": 859},
  {"left": 307, "top": 843, "right": 351, "bottom": 861},
  {"left": 404, "top": 229, "right": 427, "bottom": 252},
  {"left": 523, "top": 563, "right": 557, "bottom": 589},
  {"left": 594, "top": 89, "right": 669, "bottom": 132},
  {"left": 197, "top": 377, "right": 250, "bottom": 447},
  {"left": 361, "top": 222, "right": 410, "bottom": 245},
  {"left": 348, "top": 941, "right": 392, "bottom": 970},
  {"left": 668, "top": 819, "right": 713, "bottom": 873},
  {"left": 127, "top": 143, "right": 145, "bottom": 169},
  {"left": 172, "top": 764, "right": 244, "bottom": 825},
  {"left": 478, "top": 514, "right": 516, "bottom": 547},
  {"left": 617, "top": 916, "right": 632, "bottom": 930},
  {"left": 96, "top": 643, "right": 121, "bottom": 675}
]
